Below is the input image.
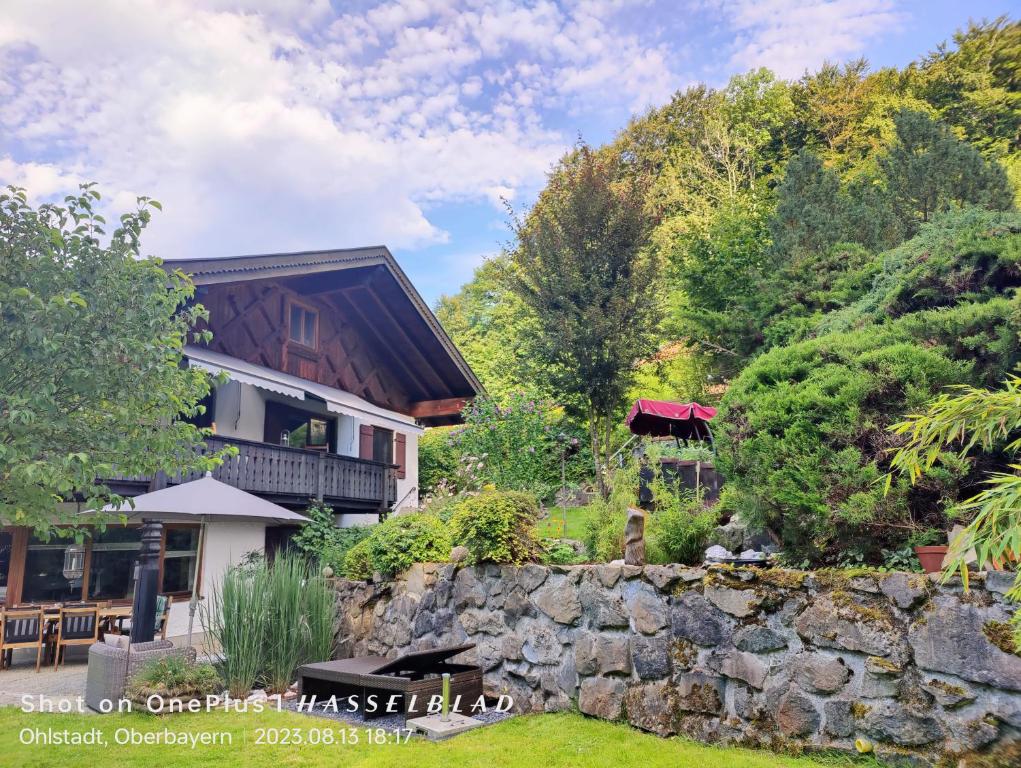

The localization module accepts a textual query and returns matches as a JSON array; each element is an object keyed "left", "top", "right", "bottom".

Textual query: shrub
[
  {"left": 366, "top": 513, "right": 451, "bottom": 577},
  {"left": 817, "top": 209, "right": 1021, "bottom": 335},
  {"left": 651, "top": 500, "right": 716, "bottom": 565},
  {"left": 419, "top": 426, "right": 458, "bottom": 495},
  {"left": 715, "top": 322, "right": 995, "bottom": 564},
  {"left": 126, "top": 656, "right": 222, "bottom": 704},
  {"left": 342, "top": 537, "right": 374, "bottom": 580},
  {"left": 449, "top": 392, "right": 588, "bottom": 501},
  {"left": 540, "top": 539, "right": 585, "bottom": 565},
  {"left": 418, "top": 481, "right": 462, "bottom": 522},
  {"left": 645, "top": 462, "right": 717, "bottom": 565},
  {"left": 291, "top": 500, "right": 373, "bottom": 573},
  {"left": 448, "top": 490, "right": 540, "bottom": 565}
]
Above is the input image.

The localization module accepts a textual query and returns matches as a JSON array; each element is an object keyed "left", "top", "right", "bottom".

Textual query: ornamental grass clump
[
  {"left": 203, "top": 558, "right": 268, "bottom": 698},
  {"left": 203, "top": 552, "right": 338, "bottom": 697},
  {"left": 449, "top": 490, "right": 541, "bottom": 565},
  {"left": 261, "top": 553, "right": 311, "bottom": 695}
]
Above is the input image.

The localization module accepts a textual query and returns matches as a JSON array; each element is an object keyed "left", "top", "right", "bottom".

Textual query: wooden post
[
  {"left": 380, "top": 467, "right": 389, "bottom": 513},
  {"left": 315, "top": 454, "right": 325, "bottom": 501}
]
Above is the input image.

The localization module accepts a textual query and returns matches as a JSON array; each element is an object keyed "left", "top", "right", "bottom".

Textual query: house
[{"left": 0, "top": 246, "right": 481, "bottom": 639}]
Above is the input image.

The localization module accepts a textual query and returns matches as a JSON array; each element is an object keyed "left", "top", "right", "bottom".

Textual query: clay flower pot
[{"left": 914, "top": 545, "right": 948, "bottom": 574}]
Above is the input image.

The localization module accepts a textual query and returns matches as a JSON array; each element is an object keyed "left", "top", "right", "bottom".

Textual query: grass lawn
[
  {"left": 0, "top": 708, "right": 874, "bottom": 768},
  {"left": 538, "top": 504, "right": 598, "bottom": 542}
]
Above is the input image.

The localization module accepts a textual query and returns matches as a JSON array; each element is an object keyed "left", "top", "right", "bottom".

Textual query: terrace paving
[{"left": 0, "top": 647, "right": 90, "bottom": 710}]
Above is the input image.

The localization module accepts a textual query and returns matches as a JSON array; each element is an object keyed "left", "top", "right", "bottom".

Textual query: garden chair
[
  {"left": 0, "top": 609, "right": 46, "bottom": 671},
  {"left": 53, "top": 606, "right": 100, "bottom": 669},
  {"left": 155, "top": 595, "right": 173, "bottom": 640},
  {"left": 112, "top": 595, "right": 172, "bottom": 639}
]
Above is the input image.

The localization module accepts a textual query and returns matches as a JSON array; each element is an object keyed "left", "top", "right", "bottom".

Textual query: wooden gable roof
[{"left": 163, "top": 246, "right": 482, "bottom": 424}]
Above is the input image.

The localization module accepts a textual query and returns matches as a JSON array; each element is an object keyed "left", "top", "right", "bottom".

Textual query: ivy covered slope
[{"left": 716, "top": 210, "right": 1021, "bottom": 564}]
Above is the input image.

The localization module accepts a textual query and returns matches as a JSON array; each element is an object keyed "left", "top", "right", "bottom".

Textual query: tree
[
  {"left": 881, "top": 109, "right": 1014, "bottom": 229},
  {"left": 0, "top": 185, "right": 225, "bottom": 532},
  {"left": 769, "top": 149, "right": 846, "bottom": 257},
  {"left": 505, "top": 144, "right": 662, "bottom": 493},
  {"left": 669, "top": 193, "right": 772, "bottom": 373},
  {"left": 916, "top": 17, "right": 1021, "bottom": 160}
]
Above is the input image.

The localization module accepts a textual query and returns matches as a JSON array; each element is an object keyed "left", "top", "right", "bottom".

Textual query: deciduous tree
[
  {"left": 505, "top": 145, "right": 662, "bottom": 493},
  {"left": 0, "top": 185, "right": 225, "bottom": 532}
]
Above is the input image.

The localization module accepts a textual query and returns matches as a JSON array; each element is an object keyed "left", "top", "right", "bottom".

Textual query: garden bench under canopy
[{"left": 626, "top": 399, "right": 717, "bottom": 444}]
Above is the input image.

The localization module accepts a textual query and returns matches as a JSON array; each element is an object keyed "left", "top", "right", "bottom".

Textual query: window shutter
[
  {"left": 395, "top": 432, "right": 407, "bottom": 479},
  {"left": 359, "top": 424, "right": 374, "bottom": 460}
]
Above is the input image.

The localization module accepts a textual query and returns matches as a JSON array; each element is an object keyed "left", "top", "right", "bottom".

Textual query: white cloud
[
  {"left": 0, "top": 0, "right": 909, "bottom": 277},
  {"left": 0, "top": 0, "right": 684, "bottom": 262},
  {"left": 706, "top": 0, "right": 903, "bottom": 78}
]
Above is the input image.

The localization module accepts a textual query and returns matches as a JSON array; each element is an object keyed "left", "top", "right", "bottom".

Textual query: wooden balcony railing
[{"left": 108, "top": 436, "right": 397, "bottom": 510}]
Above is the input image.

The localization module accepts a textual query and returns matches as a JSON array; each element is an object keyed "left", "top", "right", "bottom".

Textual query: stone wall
[{"left": 333, "top": 563, "right": 1021, "bottom": 764}]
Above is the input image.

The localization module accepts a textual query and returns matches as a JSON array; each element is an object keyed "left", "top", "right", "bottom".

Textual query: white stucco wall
[
  {"left": 164, "top": 520, "right": 267, "bottom": 640},
  {"left": 336, "top": 413, "right": 358, "bottom": 457},
  {"left": 393, "top": 429, "right": 419, "bottom": 512}
]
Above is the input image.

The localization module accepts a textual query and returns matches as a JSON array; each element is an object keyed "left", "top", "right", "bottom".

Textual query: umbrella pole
[{"left": 187, "top": 517, "right": 207, "bottom": 648}]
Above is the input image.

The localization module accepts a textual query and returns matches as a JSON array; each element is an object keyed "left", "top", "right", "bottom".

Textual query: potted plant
[{"left": 911, "top": 529, "right": 948, "bottom": 574}]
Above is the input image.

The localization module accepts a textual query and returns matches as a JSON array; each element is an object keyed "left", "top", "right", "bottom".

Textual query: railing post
[
  {"left": 149, "top": 470, "right": 168, "bottom": 492},
  {"left": 378, "top": 465, "right": 392, "bottom": 517},
  {"left": 316, "top": 452, "right": 325, "bottom": 501}
]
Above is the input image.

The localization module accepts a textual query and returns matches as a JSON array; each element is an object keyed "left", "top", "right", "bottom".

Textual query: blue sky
[{"left": 0, "top": 1, "right": 1014, "bottom": 306}]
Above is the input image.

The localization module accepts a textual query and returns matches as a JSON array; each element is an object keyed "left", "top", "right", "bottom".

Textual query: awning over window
[{"left": 185, "top": 346, "right": 423, "bottom": 434}]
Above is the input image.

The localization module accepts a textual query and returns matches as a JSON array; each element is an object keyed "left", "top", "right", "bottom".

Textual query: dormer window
[{"left": 289, "top": 302, "right": 318, "bottom": 349}]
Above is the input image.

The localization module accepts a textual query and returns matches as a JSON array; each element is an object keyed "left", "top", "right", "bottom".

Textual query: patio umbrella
[{"left": 102, "top": 473, "right": 308, "bottom": 646}]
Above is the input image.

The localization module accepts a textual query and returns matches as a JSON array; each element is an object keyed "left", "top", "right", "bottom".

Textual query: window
[
  {"left": 87, "top": 527, "right": 141, "bottom": 601},
  {"left": 289, "top": 302, "right": 318, "bottom": 348},
  {"left": 373, "top": 427, "right": 394, "bottom": 464},
  {"left": 264, "top": 401, "right": 335, "bottom": 450},
  {"left": 22, "top": 536, "right": 82, "bottom": 603},
  {"left": 161, "top": 527, "right": 200, "bottom": 595},
  {"left": 10, "top": 525, "right": 201, "bottom": 605}
]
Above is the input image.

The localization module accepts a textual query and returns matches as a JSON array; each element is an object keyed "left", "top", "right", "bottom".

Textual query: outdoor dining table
[
  {"left": 37, "top": 604, "right": 133, "bottom": 632},
  {"left": 38, "top": 605, "right": 133, "bottom": 650}
]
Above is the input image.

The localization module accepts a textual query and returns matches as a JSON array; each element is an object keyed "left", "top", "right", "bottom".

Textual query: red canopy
[{"left": 626, "top": 399, "right": 717, "bottom": 441}]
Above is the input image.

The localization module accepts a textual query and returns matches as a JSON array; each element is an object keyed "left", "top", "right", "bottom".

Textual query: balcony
[{"left": 106, "top": 435, "right": 397, "bottom": 511}]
